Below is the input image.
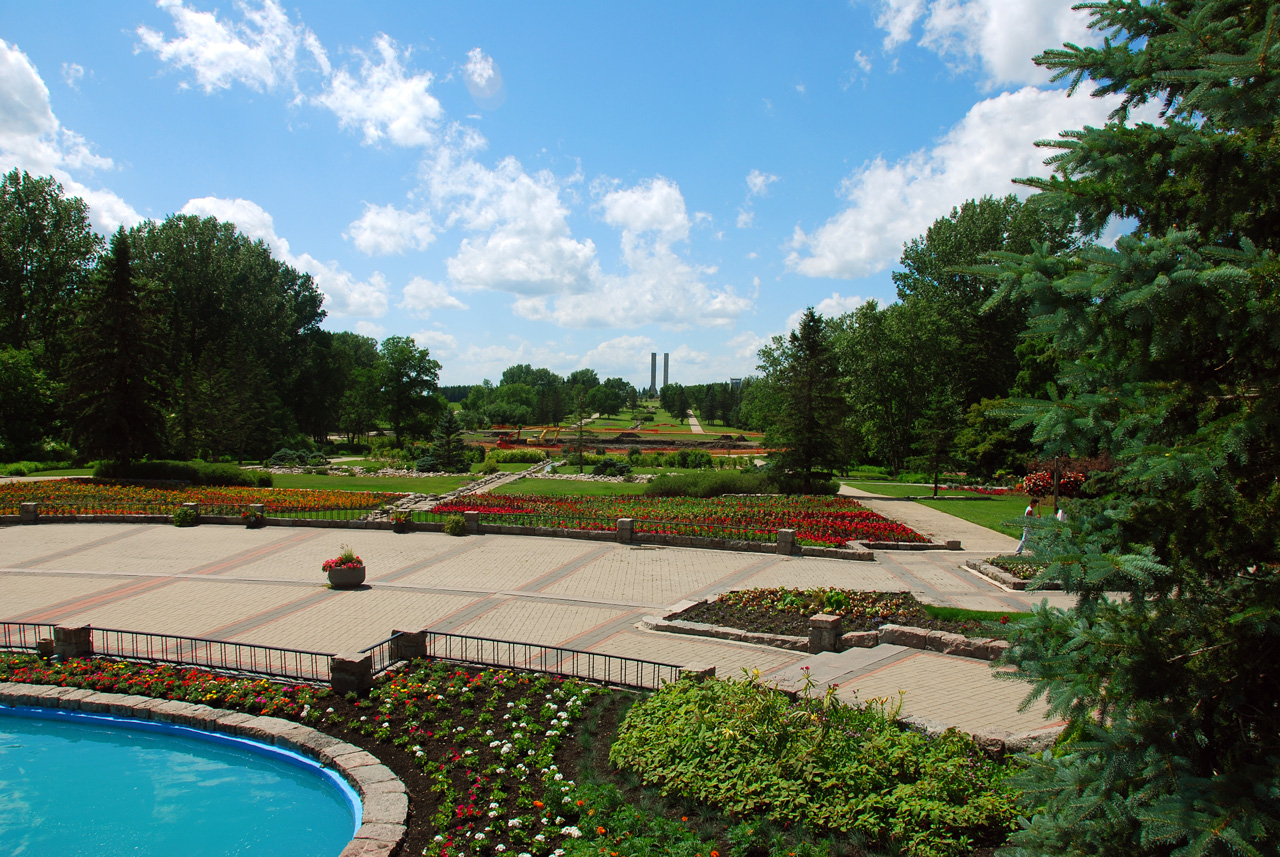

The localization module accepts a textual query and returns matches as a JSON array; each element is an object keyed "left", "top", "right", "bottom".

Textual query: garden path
[
  {"left": 838, "top": 484, "right": 1020, "bottom": 553},
  {"left": 0, "top": 522, "right": 1070, "bottom": 742}
]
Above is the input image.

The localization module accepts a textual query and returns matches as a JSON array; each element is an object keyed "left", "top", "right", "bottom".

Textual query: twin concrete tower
[{"left": 648, "top": 352, "right": 668, "bottom": 397}]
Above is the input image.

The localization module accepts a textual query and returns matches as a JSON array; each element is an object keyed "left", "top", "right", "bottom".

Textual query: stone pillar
[
  {"left": 809, "top": 614, "right": 844, "bottom": 653},
  {"left": 250, "top": 503, "right": 266, "bottom": 516},
  {"left": 53, "top": 625, "right": 93, "bottom": 659},
  {"left": 464, "top": 511, "right": 481, "bottom": 534},
  {"left": 36, "top": 638, "right": 55, "bottom": 657},
  {"left": 679, "top": 663, "right": 716, "bottom": 681},
  {"left": 389, "top": 630, "right": 427, "bottom": 662},
  {"left": 777, "top": 528, "right": 796, "bottom": 555},
  {"left": 330, "top": 652, "right": 373, "bottom": 696},
  {"left": 181, "top": 501, "right": 199, "bottom": 521},
  {"left": 945, "top": 539, "right": 961, "bottom": 550},
  {"left": 616, "top": 518, "right": 634, "bottom": 543},
  {"left": 19, "top": 502, "right": 38, "bottom": 523}
]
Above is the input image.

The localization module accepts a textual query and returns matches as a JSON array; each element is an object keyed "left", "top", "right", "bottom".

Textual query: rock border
[
  {"left": 964, "top": 558, "right": 1062, "bottom": 591},
  {"left": 0, "top": 683, "right": 406, "bottom": 857},
  {"left": 641, "top": 614, "right": 1009, "bottom": 661}
]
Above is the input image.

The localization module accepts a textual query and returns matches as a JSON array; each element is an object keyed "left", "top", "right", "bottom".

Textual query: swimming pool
[{"left": 0, "top": 705, "right": 360, "bottom": 856}]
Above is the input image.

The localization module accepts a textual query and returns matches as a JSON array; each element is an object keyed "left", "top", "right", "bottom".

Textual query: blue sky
[{"left": 0, "top": 1, "right": 1128, "bottom": 387}]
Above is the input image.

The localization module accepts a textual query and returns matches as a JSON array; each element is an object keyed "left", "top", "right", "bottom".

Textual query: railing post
[
  {"left": 390, "top": 630, "right": 427, "bottom": 661},
  {"left": 616, "top": 518, "right": 633, "bottom": 543},
  {"left": 464, "top": 511, "right": 481, "bottom": 534},
  {"left": 19, "top": 502, "right": 38, "bottom": 523},
  {"left": 330, "top": 652, "right": 373, "bottom": 696},
  {"left": 250, "top": 503, "right": 265, "bottom": 516},
  {"left": 809, "top": 613, "right": 844, "bottom": 653},
  {"left": 181, "top": 501, "right": 200, "bottom": 523},
  {"left": 53, "top": 625, "right": 94, "bottom": 659},
  {"left": 777, "top": 528, "right": 797, "bottom": 555}
]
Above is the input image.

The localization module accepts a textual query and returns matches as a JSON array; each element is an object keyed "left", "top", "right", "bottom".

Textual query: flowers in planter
[
  {"left": 242, "top": 509, "right": 265, "bottom": 528},
  {"left": 323, "top": 543, "right": 363, "bottom": 573}
]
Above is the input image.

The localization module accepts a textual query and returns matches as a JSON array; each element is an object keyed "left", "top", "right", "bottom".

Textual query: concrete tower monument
[
  {"left": 663, "top": 352, "right": 669, "bottom": 388},
  {"left": 650, "top": 352, "right": 657, "bottom": 396}
]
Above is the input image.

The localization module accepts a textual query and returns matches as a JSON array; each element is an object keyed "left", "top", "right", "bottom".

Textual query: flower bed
[
  {"left": 670, "top": 588, "right": 1019, "bottom": 639},
  {"left": 0, "top": 479, "right": 403, "bottom": 515},
  {"left": 986, "top": 555, "right": 1049, "bottom": 581},
  {"left": 432, "top": 494, "right": 927, "bottom": 546}
]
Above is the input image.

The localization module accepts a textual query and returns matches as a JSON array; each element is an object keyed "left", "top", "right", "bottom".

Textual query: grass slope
[{"left": 492, "top": 478, "right": 650, "bottom": 497}]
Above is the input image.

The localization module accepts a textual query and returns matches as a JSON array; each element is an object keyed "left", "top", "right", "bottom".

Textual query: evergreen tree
[
  {"left": 429, "top": 408, "right": 466, "bottom": 473},
  {"left": 66, "top": 229, "right": 167, "bottom": 465},
  {"left": 992, "top": 3, "right": 1280, "bottom": 854},
  {"left": 760, "top": 308, "right": 846, "bottom": 492}
]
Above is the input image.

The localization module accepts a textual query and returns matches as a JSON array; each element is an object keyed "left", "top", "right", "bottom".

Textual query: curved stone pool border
[{"left": 0, "top": 682, "right": 406, "bottom": 857}]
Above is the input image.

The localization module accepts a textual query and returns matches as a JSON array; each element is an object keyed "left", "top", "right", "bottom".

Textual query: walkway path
[
  {"left": 1, "top": 515, "right": 1069, "bottom": 741},
  {"left": 839, "top": 484, "right": 1020, "bottom": 554},
  {"left": 687, "top": 412, "right": 705, "bottom": 434}
]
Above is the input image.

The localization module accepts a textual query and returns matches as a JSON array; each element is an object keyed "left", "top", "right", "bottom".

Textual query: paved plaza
[{"left": 0, "top": 509, "right": 1073, "bottom": 741}]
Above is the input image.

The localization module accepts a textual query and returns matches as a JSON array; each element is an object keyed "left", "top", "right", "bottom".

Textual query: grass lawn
[
  {"left": 21, "top": 467, "right": 94, "bottom": 477},
  {"left": 269, "top": 472, "right": 473, "bottom": 494},
  {"left": 847, "top": 481, "right": 1029, "bottom": 536},
  {"left": 491, "top": 478, "right": 650, "bottom": 497}
]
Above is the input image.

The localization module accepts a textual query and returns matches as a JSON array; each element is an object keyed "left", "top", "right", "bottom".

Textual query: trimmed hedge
[
  {"left": 94, "top": 460, "right": 272, "bottom": 487},
  {"left": 644, "top": 470, "right": 774, "bottom": 498}
]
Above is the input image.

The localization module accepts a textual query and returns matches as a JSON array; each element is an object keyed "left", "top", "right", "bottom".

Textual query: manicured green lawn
[
  {"left": 269, "top": 473, "right": 473, "bottom": 494},
  {"left": 846, "top": 481, "right": 1029, "bottom": 536},
  {"left": 491, "top": 478, "right": 650, "bottom": 497},
  {"left": 24, "top": 467, "right": 94, "bottom": 477}
]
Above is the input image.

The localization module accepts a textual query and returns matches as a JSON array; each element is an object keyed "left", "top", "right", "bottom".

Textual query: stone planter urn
[{"left": 327, "top": 564, "right": 366, "bottom": 589}]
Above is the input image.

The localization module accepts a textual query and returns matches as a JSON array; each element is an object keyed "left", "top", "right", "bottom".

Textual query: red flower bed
[{"left": 432, "top": 494, "right": 927, "bottom": 545}]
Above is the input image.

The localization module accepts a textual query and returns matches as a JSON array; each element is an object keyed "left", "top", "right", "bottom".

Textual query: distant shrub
[
  {"left": 171, "top": 506, "right": 198, "bottom": 527},
  {"left": 415, "top": 455, "right": 436, "bottom": 472},
  {"left": 486, "top": 449, "right": 546, "bottom": 464},
  {"left": 644, "top": 470, "right": 774, "bottom": 498},
  {"left": 267, "top": 448, "right": 305, "bottom": 467},
  {"left": 94, "top": 460, "right": 263, "bottom": 488},
  {"left": 305, "top": 452, "right": 329, "bottom": 466},
  {"left": 443, "top": 514, "right": 467, "bottom": 536},
  {"left": 591, "top": 458, "right": 632, "bottom": 477},
  {"left": 477, "top": 460, "right": 500, "bottom": 475}
]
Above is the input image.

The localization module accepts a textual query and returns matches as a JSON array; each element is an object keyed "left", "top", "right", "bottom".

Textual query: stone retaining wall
[
  {"left": 641, "top": 616, "right": 1010, "bottom": 661},
  {"left": 0, "top": 682, "right": 406, "bottom": 857}
]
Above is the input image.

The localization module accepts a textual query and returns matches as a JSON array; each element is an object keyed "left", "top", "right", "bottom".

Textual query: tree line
[{"left": 0, "top": 169, "right": 441, "bottom": 463}]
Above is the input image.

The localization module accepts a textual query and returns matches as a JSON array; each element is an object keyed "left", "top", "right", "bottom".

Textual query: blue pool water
[{"left": 0, "top": 706, "right": 360, "bottom": 856}]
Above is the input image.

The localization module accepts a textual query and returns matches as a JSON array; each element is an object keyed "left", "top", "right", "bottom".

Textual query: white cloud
[
  {"left": 874, "top": 0, "right": 1098, "bottom": 88},
  {"left": 453, "top": 339, "right": 578, "bottom": 382},
  {"left": 354, "top": 320, "right": 386, "bottom": 339},
  {"left": 728, "top": 331, "right": 771, "bottom": 361},
  {"left": 432, "top": 153, "right": 599, "bottom": 295},
  {"left": 785, "top": 292, "right": 868, "bottom": 332},
  {"left": 787, "top": 86, "right": 1138, "bottom": 279},
  {"left": 746, "top": 170, "right": 778, "bottom": 197},
  {"left": 854, "top": 50, "right": 872, "bottom": 74},
  {"left": 180, "top": 195, "right": 388, "bottom": 316},
  {"left": 314, "top": 33, "right": 442, "bottom": 147},
  {"left": 463, "top": 47, "right": 505, "bottom": 108},
  {"left": 0, "top": 39, "right": 140, "bottom": 233},
  {"left": 61, "top": 62, "right": 84, "bottom": 89},
  {"left": 399, "top": 276, "right": 467, "bottom": 318},
  {"left": 736, "top": 209, "right": 754, "bottom": 229},
  {"left": 410, "top": 329, "right": 458, "bottom": 357},
  {"left": 135, "top": 0, "right": 318, "bottom": 93},
  {"left": 580, "top": 335, "right": 654, "bottom": 377},
  {"left": 345, "top": 202, "right": 435, "bottom": 255}
]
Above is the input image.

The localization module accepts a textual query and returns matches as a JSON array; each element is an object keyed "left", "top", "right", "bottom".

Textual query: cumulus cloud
[
  {"left": 463, "top": 47, "right": 505, "bottom": 108},
  {"left": 399, "top": 276, "right": 467, "bottom": 318},
  {"left": 181, "top": 195, "right": 389, "bottom": 316},
  {"left": 135, "top": 0, "right": 320, "bottom": 93},
  {"left": 314, "top": 33, "right": 442, "bottom": 147},
  {"left": 787, "top": 86, "right": 1139, "bottom": 279},
  {"left": 354, "top": 320, "right": 386, "bottom": 339},
  {"left": 580, "top": 335, "right": 654, "bottom": 378},
  {"left": 410, "top": 329, "right": 458, "bottom": 357},
  {"left": 453, "top": 339, "right": 578, "bottom": 382},
  {"left": 736, "top": 210, "right": 754, "bottom": 229},
  {"left": 745, "top": 169, "right": 778, "bottom": 197},
  {"left": 0, "top": 39, "right": 140, "bottom": 232},
  {"left": 600, "top": 176, "right": 690, "bottom": 242},
  {"left": 61, "top": 62, "right": 84, "bottom": 89},
  {"left": 345, "top": 202, "right": 435, "bottom": 255},
  {"left": 873, "top": 0, "right": 1098, "bottom": 88},
  {"left": 432, "top": 152, "right": 599, "bottom": 295},
  {"left": 785, "top": 292, "right": 868, "bottom": 331}
]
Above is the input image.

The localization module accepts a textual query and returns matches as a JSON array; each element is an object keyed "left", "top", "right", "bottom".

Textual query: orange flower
[
  {"left": 533, "top": 801, "right": 544, "bottom": 809},
  {"left": 681, "top": 816, "right": 688, "bottom": 822},
  {"left": 577, "top": 800, "right": 585, "bottom": 807}
]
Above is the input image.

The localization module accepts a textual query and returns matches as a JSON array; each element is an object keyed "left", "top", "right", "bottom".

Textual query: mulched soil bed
[{"left": 669, "top": 596, "right": 1010, "bottom": 639}]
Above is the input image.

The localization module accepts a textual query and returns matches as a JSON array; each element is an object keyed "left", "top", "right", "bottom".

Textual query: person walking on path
[{"left": 1015, "top": 501, "right": 1038, "bottom": 555}]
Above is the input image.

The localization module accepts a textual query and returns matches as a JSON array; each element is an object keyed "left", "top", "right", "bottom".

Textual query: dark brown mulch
[{"left": 667, "top": 599, "right": 1010, "bottom": 640}]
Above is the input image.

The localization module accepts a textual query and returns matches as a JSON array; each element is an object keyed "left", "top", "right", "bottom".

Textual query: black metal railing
[
  {"left": 420, "top": 630, "right": 681, "bottom": 690},
  {"left": 0, "top": 622, "right": 56, "bottom": 651},
  {"left": 479, "top": 512, "right": 615, "bottom": 532},
  {"left": 90, "top": 627, "right": 334, "bottom": 683},
  {"left": 360, "top": 632, "right": 404, "bottom": 676}
]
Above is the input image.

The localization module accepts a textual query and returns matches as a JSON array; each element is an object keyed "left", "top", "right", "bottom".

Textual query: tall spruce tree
[
  {"left": 66, "top": 229, "right": 167, "bottom": 465},
  {"left": 991, "top": 3, "right": 1280, "bottom": 854},
  {"left": 760, "top": 308, "right": 845, "bottom": 492}
]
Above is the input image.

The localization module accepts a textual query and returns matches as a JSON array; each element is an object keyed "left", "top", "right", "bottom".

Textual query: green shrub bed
[
  {"left": 671, "top": 588, "right": 1026, "bottom": 639},
  {"left": 608, "top": 676, "right": 1018, "bottom": 857},
  {"left": 986, "top": 555, "right": 1049, "bottom": 581}
]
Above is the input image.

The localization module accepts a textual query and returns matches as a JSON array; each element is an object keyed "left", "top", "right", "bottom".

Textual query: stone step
[{"left": 765, "top": 644, "right": 911, "bottom": 694}]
